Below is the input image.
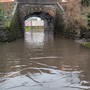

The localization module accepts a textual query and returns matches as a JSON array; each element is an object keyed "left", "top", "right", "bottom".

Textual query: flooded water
[{"left": 0, "top": 29, "right": 90, "bottom": 90}]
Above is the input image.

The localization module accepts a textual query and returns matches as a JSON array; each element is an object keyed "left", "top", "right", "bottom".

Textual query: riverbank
[
  {"left": 82, "top": 41, "right": 90, "bottom": 48},
  {"left": 75, "top": 39, "right": 90, "bottom": 48}
]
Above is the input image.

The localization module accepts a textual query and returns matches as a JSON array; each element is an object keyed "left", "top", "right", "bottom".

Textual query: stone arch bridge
[{"left": 0, "top": 0, "right": 64, "bottom": 42}]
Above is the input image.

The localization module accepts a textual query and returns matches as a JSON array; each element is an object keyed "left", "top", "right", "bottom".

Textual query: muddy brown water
[{"left": 0, "top": 29, "right": 90, "bottom": 90}]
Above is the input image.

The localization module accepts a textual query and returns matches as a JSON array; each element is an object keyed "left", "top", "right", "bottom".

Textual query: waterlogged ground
[{"left": 0, "top": 29, "right": 90, "bottom": 90}]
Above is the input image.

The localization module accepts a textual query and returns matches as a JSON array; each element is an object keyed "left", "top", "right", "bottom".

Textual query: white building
[{"left": 25, "top": 17, "right": 44, "bottom": 26}]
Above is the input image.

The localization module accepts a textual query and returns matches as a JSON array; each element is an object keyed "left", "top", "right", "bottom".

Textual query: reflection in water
[
  {"left": 25, "top": 29, "right": 44, "bottom": 47},
  {"left": 25, "top": 28, "right": 54, "bottom": 48},
  {"left": 0, "top": 29, "right": 90, "bottom": 90}
]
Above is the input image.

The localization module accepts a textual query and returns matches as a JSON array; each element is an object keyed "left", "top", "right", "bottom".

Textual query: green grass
[
  {"left": 25, "top": 26, "right": 44, "bottom": 32},
  {"left": 25, "top": 26, "right": 31, "bottom": 31},
  {"left": 83, "top": 42, "right": 90, "bottom": 48}
]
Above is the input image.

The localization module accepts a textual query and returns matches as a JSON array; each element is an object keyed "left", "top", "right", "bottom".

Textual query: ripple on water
[{"left": 0, "top": 67, "right": 89, "bottom": 90}]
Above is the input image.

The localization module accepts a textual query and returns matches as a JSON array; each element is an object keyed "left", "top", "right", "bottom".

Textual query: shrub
[
  {"left": 81, "top": 0, "right": 90, "bottom": 6},
  {"left": 87, "top": 12, "right": 90, "bottom": 30},
  {"left": 0, "top": 6, "right": 4, "bottom": 22}
]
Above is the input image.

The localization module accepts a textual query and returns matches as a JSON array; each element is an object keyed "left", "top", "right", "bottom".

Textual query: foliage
[
  {"left": 81, "top": 0, "right": 90, "bottom": 6},
  {"left": 0, "top": 6, "right": 4, "bottom": 22},
  {"left": 87, "top": 12, "right": 90, "bottom": 30}
]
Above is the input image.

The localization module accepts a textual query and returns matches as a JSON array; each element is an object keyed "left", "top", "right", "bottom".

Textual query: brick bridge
[{"left": 0, "top": 0, "right": 64, "bottom": 42}]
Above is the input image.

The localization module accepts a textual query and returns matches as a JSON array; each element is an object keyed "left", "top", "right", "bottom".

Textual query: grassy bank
[
  {"left": 25, "top": 26, "right": 31, "bottom": 31},
  {"left": 25, "top": 26, "right": 44, "bottom": 32},
  {"left": 83, "top": 42, "right": 90, "bottom": 48}
]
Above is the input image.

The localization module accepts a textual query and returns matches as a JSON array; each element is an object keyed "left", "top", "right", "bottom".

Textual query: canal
[{"left": 0, "top": 28, "right": 90, "bottom": 90}]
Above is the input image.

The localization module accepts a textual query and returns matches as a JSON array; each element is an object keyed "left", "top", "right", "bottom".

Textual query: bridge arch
[
  {"left": 23, "top": 11, "right": 55, "bottom": 35},
  {"left": 24, "top": 11, "right": 54, "bottom": 23},
  {"left": 18, "top": 4, "right": 57, "bottom": 36}
]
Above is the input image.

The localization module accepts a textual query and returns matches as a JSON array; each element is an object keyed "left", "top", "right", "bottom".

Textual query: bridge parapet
[
  {"left": 17, "top": 0, "right": 60, "bottom": 4},
  {"left": 19, "top": 5, "right": 56, "bottom": 20}
]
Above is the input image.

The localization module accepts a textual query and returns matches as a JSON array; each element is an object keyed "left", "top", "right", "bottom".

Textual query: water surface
[{"left": 0, "top": 29, "right": 90, "bottom": 90}]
